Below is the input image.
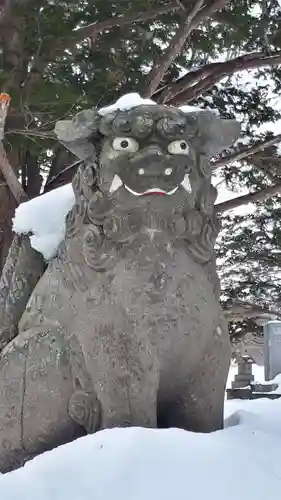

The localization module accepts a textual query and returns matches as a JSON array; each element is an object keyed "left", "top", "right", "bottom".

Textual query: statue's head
[
  {"left": 98, "top": 105, "right": 196, "bottom": 199},
  {"left": 54, "top": 98, "right": 240, "bottom": 205},
  {"left": 54, "top": 98, "right": 241, "bottom": 266}
]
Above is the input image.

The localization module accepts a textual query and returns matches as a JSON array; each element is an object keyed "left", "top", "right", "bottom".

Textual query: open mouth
[{"left": 109, "top": 174, "right": 192, "bottom": 196}]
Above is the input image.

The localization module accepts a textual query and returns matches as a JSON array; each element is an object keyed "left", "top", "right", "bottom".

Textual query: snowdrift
[{"left": 1, "top": 395, "right": 281, "bottom": 500}]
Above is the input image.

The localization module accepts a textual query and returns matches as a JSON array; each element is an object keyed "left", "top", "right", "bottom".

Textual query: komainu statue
[{"left": 0, "top": 98, "right": 240, "bottom": 472}]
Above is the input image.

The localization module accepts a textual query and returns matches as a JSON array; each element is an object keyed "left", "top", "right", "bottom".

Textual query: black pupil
[
  {"left": 121, "top": 140, "right": 129, "bottom": 148},
  {"left": 180, "top": 142, "right": 187, "bottom": 150}
]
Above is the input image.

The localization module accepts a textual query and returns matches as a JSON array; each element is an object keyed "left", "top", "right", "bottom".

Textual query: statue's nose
[
  {"left": 143, "top": 145, "right": 164, "bottom": 157},
  {"left": 139, "top": 146, "right": 167, "bottom": 176}
]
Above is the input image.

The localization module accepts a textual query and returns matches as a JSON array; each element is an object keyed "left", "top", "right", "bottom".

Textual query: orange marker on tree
[{"left": 0, "top": 93, "right": 11, "bottom": 140}]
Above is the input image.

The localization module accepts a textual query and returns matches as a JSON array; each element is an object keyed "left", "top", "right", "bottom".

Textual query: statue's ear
[
  {"left": 189, "top": 111, "right": 241, "bottom": 157},
  {"left": 54, "top": 108, "right": 100, "bottom": 160}
]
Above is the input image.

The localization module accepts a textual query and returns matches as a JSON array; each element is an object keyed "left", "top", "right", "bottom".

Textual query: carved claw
[{"left": 68, "top": 389, "right": 101, "bottom": 434}]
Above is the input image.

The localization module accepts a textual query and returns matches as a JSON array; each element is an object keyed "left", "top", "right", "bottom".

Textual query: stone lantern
[{"left": 231, "top": 354, "right": 255, "bottom": 389}]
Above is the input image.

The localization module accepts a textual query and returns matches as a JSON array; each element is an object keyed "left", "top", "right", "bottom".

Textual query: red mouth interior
[{"left": 141, "top": 191, "right": 166, "bottom": 196}]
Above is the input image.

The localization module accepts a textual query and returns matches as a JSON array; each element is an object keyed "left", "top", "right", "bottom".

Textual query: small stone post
[{"left": 264, "top": 321, "right": 281, "bottom": 381}]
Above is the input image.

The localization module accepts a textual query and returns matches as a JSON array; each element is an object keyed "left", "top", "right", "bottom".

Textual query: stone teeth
[
  {"left": 109, "top": 174, "right": 123, "bottom": 193},
  {"left": 166, "top": 187, "right": 178, "bottom": 195},
  {"left": 124, "top": 186, "right": 167, "bottom": 196},
  {"left": 181, "top": 174, "right": 192, "bottom": 193},
  {"left": 124, "top": 185, "right": 179, "bottom": 196},
  {"left": 124, "top": 185, "right": 142, "bottom": 196}
]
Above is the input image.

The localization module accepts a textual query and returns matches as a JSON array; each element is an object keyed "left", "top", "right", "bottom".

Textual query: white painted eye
[
  {"left": 112, "top": 137, "right": 139, "bottom": 153},
  {"left": 168, "top": 140, "right": 189, "bottom": 155},
  {"left": 164, "top": 168, "right": 173, "bottom": 176},
  {"left": 138, "top": 168, "right": 145, "bottom": 175}
]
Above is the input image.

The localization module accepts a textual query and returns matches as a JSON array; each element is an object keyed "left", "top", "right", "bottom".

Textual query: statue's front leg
[{"left": 0, "top": 326, "right": 100, "bottom": 473}]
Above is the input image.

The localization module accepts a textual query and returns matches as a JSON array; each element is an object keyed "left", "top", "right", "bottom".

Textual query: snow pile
[
  {"left": 13, "top": 184, "right": 75, "bottom": 260},
  {"left": 1, "top": 395, "right": 281, "bottom": 500},
  {"left": 178, "top": 104, "right": 204, "bottom": 113},
  {"left": 98, "top": 92, "right": 203, "bottom": 115},
  {"left": 1, "top": 363, "right": 281, "bottom": 498},
  {"left": 98, "top": 93, "right": 156, "bottom": 115}
]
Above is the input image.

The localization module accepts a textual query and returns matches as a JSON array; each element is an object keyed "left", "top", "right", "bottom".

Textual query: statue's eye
[
  {"left": 168, "top": 140, "right": 189, "bottom": 155},
  {"left": 112, "top": 137, "right": 139, "bottom": 152}
]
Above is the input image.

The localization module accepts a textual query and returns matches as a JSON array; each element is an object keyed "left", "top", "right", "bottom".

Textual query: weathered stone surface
[
  {"left": 0, "top": 104, "right": 240, "bottom": 472},
  {"left": 264, "top": 321, "right": 281, "bottom": 381},
  {"left": 0, "top": 234, "right": 45, "bottom": 351}
]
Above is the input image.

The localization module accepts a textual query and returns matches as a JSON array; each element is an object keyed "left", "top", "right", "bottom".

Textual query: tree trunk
[
  {"left": 26, "top": 152, "right": 42, "bottom": 198},
  {"left": 0, "top": 183, "right": 17, "bottom": 270},
  {"left": 44, "top": 146, "right": 76, "bottom": 192}
]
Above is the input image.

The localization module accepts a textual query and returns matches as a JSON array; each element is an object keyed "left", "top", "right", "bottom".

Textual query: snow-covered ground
[{"left": 1, "top": 364, "right": 281, "bottom": 499}]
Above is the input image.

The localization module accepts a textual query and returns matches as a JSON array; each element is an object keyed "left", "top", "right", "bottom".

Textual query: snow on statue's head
[{"left": 54, "top": 94, "right": 240, "bottom": 209}]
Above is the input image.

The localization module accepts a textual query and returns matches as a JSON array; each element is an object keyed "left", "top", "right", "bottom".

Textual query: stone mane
[{"left": 56, "top": 106, "right": 225, "bottom": 295}]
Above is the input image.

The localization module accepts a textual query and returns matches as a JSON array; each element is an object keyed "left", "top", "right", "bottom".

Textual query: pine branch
[
  {"left": 248, "top": 156, "right": 280, "bottom": 184},
  {"left": 27, "top": 3, "right": 181, "bottom": 80},
  {"left": 144, "top": 0, "right": 228, "bottom": 97},
  {"left": 212, "top": 133, "right": 281, "bottom": 169},
  {"left": 215, "top": 183, "right": 281, "bottom": 213},
  {"left": 72, "top": 4, "right": 179, "bottom": 43},
  {"left": 155, "top": 51, "right": 281, "bottom": 104}
]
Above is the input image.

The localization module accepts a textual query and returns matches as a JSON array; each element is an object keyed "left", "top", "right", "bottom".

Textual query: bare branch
[
  {"left": 0, "top": 94, "right": 28, "bottom": 204},
  {"left": 144, "top": 0, "right": 205, "bottom": 97},
  {"left": 175, "top": 0, "right": 187, "bottom": 11},
  {"left": 144, "top": 0, "right": 228, "bottom": 97},
  {"left": 155, "top": 50, "right": 281, "bottom": 104},
  {"left": 212, "top": 133, "right": 281, "bottom": 169},
  {"left": 5, "top": 129, "right": 56, "bottom": 139},
  {"left": 223, "top": 300, "right": 280, "bottom": 321},
  {"left": 0, "top": 144, "right": 28, "bottom": 203},
  {"left": 215, "top": 183, "right": 281, "bottom": 213},
  {"left": 43, "top": 158, "right": 82, "bottom": 193}
]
